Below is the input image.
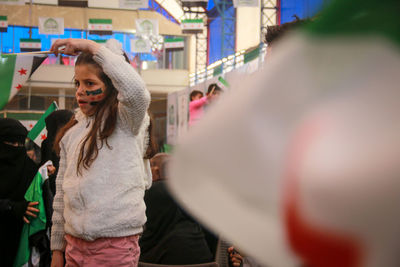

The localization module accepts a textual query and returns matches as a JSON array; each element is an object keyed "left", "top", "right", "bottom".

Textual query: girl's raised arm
[{"left": 93, "top": 42, "right": 150, "bottom": 135}]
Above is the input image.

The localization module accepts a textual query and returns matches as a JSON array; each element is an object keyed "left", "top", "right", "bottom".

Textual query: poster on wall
[
  {"left": 135, "top": 19, "right": 159, "bottom": 36},
  {"left": 167, "top": 92, "right": 178, "bottom": 145},
  {"left": 131, "top": 38, "right": 151, "bottom": 53},
  {"left": 233, "top": 0, "right": 259, "bottom": 7},
  {"left": 0, "top": 0, "right": 25, "bottom": 4},
  {"left": 39, "top": 17, "right": 64, "bottom": 35},
  {"left": 119, "top": 0, "right": 148, "bottom": 9},
  {"left": 34, "top": 0, "right": 57, "bottom": 4},
  {"left": 177, "top": 88, "right": 189, "bottom": 139}
]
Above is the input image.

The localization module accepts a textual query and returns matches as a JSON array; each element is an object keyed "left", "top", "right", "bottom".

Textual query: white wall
[{"left": 236, "top": 6, "right": 261, "bottom": 52}]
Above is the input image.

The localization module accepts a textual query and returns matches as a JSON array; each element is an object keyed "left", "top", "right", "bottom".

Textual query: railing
[{"left": 189, "top": 43, "right": 267, "bottom": 86}]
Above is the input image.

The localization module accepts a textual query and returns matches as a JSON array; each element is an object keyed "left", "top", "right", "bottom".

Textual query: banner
[
  {"left": 39, "top": 17, "right": 64, "bottom": 35},
  {"left": 177, "top": 89, "right": 189, "bottom": 138},
  {"left": 131, "top": 38, "right": 151, "bottom": 53},
  {"left": 119, "top": 0, "right": 148, "bottom": 9},
  {"left": 0, "top": 16, "right": 7, "bottom": 32},
  {"left": 20, "top": 38, "right": 41, "bottom": 52},
  {"left": 135, "top": 19, "right": 159, "bottom": 36},
  {"left": 181, "top": 0, "right": 208, "bottom": 8},
  {"left": 164, "top": 37, "right": 185, "bottom": 50},
  {"left": 0, "top": 53, "right": 47, "bottom": 109},
  {"left": 167, "top": 92, "right": 178, "bottom": 145},
  {"left": 233, "top": 0, "right": 259, "bottom": 7},
  {"left": 88, "top": 18, "right": 112, "bottom": 35},
  {"left": 181, "top": 19, "right": 204, "bottom": 34},
  {"left": 0, "top": 0, "right": 25, "bottom": 5}
]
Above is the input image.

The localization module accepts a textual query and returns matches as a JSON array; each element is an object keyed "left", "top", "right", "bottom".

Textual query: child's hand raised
[{"left": 51, "top": 38, "right": 101, "bottom": 56}]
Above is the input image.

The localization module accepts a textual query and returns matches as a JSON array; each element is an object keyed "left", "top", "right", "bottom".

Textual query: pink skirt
[{"left": 65, "top": 234, "right": 140, "bottom": 267}]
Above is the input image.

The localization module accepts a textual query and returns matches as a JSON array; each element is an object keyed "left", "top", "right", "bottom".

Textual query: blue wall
[
  {"left": 280, "top": 0, "right": 331, "bottom": 23},
  {"left": 208, "top": 4, "right": 235, "bottom": 64}
]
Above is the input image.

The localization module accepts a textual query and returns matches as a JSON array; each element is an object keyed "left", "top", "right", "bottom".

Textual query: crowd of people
[
  {"left": 2, "top": 0, "right": 399, "bottom": 266},
  {"left": 0, "top": 36, "right": 234, "bottom": 267}
]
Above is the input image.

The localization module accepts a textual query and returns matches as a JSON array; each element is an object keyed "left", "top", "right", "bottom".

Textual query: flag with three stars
[
  {"left": 0, "top": 53, "right": 47, "bottom": 110},
  {"left": 27, "top": 101, "right": 58, "bottom": 146}
]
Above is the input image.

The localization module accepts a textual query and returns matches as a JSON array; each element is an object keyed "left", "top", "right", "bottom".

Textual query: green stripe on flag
[
  {"left": 213, "top": 65, "right": 222, "bottom": 76},
  {"left": 182, "top": 19, "right": 203, "bottom": 23},
  {"left": 89, "top": 18, "right": 112, "bottom": 24},
  {"left": 93, "top": 39, "right": 107, "bottom": 43},
  {"left": 244, "top": 47, "right": 260, "bottom": 63},
  {"left": 20, "top": 38, "right": 41, "bottom": 43},
  {"left": 6, "top": 112, "right": 44, "bottom": 121},
  {"left": 0, "top": 16, "right": 7, "bottom": 21},
  {"left": 304, "top": 0, "right": 400, "bottom": 48},
  {"left": 27, "top": 102, "right": 57, "bottom": 141},
  {"left": 165, "top": 37, "right": 184, "bottom": 43},
  {"left": 0, "top": 54, "right": 16, "bottom": 110},
  {"left": 218, "top": 76, "right": 229, "bottom": 88}
]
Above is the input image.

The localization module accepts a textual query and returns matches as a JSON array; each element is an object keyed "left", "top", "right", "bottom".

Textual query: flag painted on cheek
[{"left": 86, "top": 88, "right": 104, "bottom": 105}]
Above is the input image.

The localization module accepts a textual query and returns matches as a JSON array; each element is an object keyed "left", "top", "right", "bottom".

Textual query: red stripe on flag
[{"left": 283, "top": 117, "right": 362, "bottom": 267}]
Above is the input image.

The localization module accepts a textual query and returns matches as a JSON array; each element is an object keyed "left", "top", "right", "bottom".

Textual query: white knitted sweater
[{"left": 50, "top": 45, "right": 151, "bottom": 251}]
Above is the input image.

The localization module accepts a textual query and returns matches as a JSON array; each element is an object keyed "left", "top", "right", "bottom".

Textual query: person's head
[
  {"left": 45, "top": 109, "right": 74, "bottom": 140},
  {"left": 207, "top": 83, "right": 223, "bottom": 101},
  {"left": 0, "top": 118, "right": 28, "bottom": 163},
  {"left": 150, "top": 153, "right": 170, "bottom": 182},
  {"left": 264, "top": 18, "right": 309, "bottom": 57},
  {"left": 0, "top": 118, "right": 27, "bottom": 148},
  {"left": 74, "top": 52, "right": 119, "bottom": 116},
  {"left": 190, "top": 90, "right": 204, "bottom": 101}
]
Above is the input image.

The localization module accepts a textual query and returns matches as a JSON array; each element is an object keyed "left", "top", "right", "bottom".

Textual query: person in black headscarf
[
  {"left": 0, "top": 118, "right": 40, "bottom": 267},
  {"left": 140, "top": 153, "right": 214, "bottom": 264},
  {"left": 40, "top": 109, "right": 73, "bottom": 195}
]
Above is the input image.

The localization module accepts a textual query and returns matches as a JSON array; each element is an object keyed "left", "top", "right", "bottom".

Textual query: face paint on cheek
[
  {"left": 86, "top": 88, "right": 103, "bottom": 96},
  {"left": 86, "top": 88, "right": 105, "bottom": 105}
]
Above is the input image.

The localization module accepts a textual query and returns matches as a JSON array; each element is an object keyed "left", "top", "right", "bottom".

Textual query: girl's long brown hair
[{"left": 54, "top": 52, "right": 119, "bottom": 175}]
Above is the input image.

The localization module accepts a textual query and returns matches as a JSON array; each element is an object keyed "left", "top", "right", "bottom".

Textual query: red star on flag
[
  {"left": 29, "top": 124, "right": 33, "bottom": 128},
  {"left": 41, "top": 134, "right": 47, "bottom": 140},
  {"left": 15, "top": 84, "right": 22, "bottom": 90},
  {"left": 18, "top": 68, "right": 27, "bottom": 75}
]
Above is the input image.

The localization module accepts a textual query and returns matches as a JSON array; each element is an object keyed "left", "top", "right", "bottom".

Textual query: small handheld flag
[{"left": 27, "top": 102, "right": 58, "bottom": 146}]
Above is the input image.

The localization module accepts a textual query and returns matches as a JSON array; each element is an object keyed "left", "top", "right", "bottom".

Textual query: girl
[{"left": 50, "top": 38, "right": 151, "bottom": 267}]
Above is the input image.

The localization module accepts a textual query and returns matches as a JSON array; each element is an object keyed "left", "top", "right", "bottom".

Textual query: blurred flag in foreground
[
  {"left": 169, "top": 0, "right": 400, "bottom": 266},
  {"left": 0, "top": 54, "right": 46, "bottom": 110},
  {"left": 27, "top": 102, "right": 58, "bottom": 147}
]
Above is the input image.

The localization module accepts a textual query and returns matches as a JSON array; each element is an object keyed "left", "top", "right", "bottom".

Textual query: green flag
[
  {"left": 27, "top": 101, "right": 58, "bottom": 146},
  {"left": 13, "top": 166, "right": 48, "bottom": 267},
  {"left": 0, "top": 53, "right": 47, "bottom": 110}
]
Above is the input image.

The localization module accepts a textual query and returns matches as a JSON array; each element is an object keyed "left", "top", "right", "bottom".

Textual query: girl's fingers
[
  {"left": 27, "top": 207, "right": 39, "bottom": 213},
  {"left": 28, "top": 201, "right": 39, "bottom": 206},
  {"left": 26, "top": 211, "right": 37, "bottom": 218},
  {"left": 23, "top": 216, "right": 30, "bottom": 224}
]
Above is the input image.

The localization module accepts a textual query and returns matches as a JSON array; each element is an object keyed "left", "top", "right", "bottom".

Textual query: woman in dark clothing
[
  {"left": 140, "top": 153, "right": 214, "bottom": 264},
  {"left": 40, "top": 109, "right": 73, "bottom": 195},
  {"left": 0, "top": 118, "right": 39, "bottom": 267}
]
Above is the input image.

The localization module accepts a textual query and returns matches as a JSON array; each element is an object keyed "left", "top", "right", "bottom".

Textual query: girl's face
[{"left": 74, "top": 64, "right": 106, "bottom": 116}]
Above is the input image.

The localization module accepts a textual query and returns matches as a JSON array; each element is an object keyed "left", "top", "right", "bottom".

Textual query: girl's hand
[
  {"left": 51, "top": 38, "right": 101, "bottom": 56},
  {"left": 47, "top": 165, "right": 56, "bottom": 176},
  {"left": 228, "top": 246, "right": 243, "bottom": 267},
  {"left": 51, "top": 250, "right": 64, "bottom": 267},
  {"left": 23, "top": 201, "right": 39, "bottom": 224}
]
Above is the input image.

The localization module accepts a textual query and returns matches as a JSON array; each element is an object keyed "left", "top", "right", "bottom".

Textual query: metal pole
[
  {"left": 29, "top": 0, "right": 33, "bottom": 38},
  {"left": 27, "top": 84, "right": 32, "bottom": 109}
]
